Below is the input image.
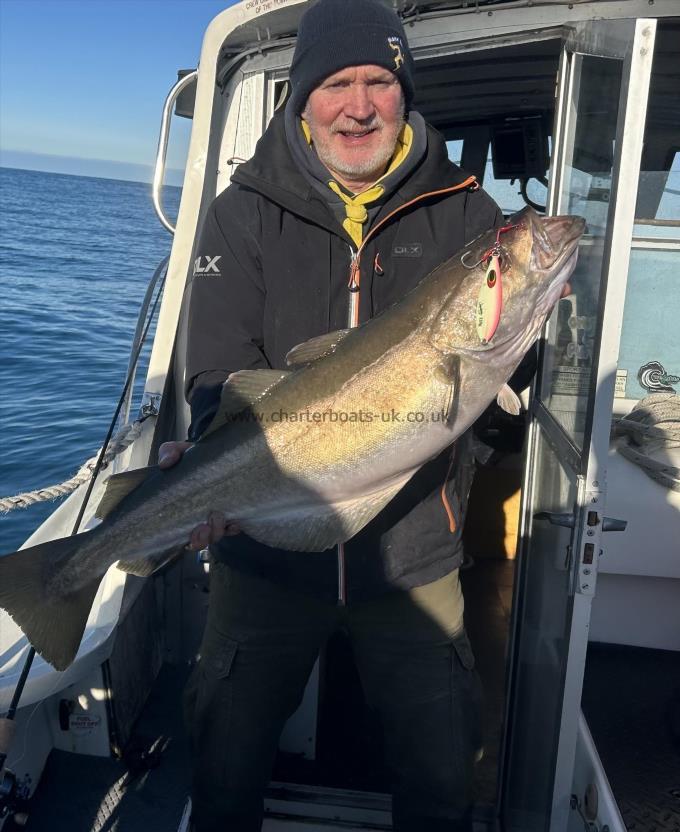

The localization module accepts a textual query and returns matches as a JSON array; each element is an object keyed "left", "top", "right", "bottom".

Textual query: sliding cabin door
[{"left": 499, "top": 18, "right": 656, "bottom": 832}]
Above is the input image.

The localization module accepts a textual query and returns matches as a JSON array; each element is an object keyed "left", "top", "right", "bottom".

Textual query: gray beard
[
  {"left": 303, "top": 112, "right": 405, "bottom": 183},
  {"left": 316, "top": 132, "right": 398, "bottom": 179}
]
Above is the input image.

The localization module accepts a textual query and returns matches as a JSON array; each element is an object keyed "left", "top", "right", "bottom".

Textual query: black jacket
[{"left": 185, "top": 112, "right": 502, "bottom": 603}]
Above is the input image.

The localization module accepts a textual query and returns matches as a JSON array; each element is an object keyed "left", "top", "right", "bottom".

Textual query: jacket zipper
[
  {"left": 335, "top": 176, "right": 478, "bottom": 604},
  {"left": 337, "top": 244, "right": 358, "bottom": 605},
  {"left": 347, "top": 246, "right": 360, "bottom": 329}
]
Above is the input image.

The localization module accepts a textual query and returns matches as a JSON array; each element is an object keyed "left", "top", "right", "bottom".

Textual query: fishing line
[
  {"left": 70, "top": 266, "right": 167, "bottom": 537},
  {"left": 8, "top": 669, "right": 63, "bottom": 771},
  {"left": 0, "top": 263, "right": 168, "bottom": 771}
]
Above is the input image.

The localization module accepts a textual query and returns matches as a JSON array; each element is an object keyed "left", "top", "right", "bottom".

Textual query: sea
[{"left": 0, "top": 166, "right": 181, "bottom": 552}]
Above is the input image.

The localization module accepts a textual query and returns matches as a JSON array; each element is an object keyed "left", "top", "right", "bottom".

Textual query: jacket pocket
[
  {"left": 450, "top": 628, "right": 484, "bottom": 766},
  {"left": 451, "top": 628, "right": 476, "bottom": 671},
  {"left": 203, "top": 637, "right": 239, "bottom": 680},
  {"left": 185, "top": 636, "right": 239, "bottom": 750}
]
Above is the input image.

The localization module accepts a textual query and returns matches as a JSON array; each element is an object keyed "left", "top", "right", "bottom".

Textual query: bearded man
[{"left": 161, "top": 1, "right": 506, "bottom": 829}]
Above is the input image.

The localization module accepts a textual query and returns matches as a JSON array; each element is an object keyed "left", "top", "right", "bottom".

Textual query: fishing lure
[
  {"left": 476, "top": 251, "right": 503, "bottom": 345},
  {"left": 463, "top": 223, "right": 522, "bottom": 344}
]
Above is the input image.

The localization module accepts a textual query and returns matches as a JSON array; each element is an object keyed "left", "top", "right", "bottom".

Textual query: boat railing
[{"left": 152, "top": 71, "right": 198, "bottom": 235}]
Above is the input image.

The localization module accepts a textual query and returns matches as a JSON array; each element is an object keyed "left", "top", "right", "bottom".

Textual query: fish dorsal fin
[
  {"left": 95, "top": 466, "right": 156, "bottom": 519},
  {"left": 285, "top": 329, "right": 351, "bottom": 367},
  {"left": 203, "top": 369, "right": 291, "bottom": 436},
  {"left": 496, "top": 383, "right": 522, "bottom": 415}
]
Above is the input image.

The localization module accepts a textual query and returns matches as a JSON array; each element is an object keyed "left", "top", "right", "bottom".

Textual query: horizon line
[
  {"left": 0, "top": 148, "right": 184, "bottom": 187},
  {"left": 0, "top": 161, "right": 183, "bottom": 189}
]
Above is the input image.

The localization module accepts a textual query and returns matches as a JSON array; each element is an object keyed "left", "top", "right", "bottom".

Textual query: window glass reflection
[{"left": 539, "top": 54, "right": 623, "bottom": 447}]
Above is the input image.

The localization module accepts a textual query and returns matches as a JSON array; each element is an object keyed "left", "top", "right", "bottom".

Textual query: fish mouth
[
  {"left": 497, "top": 219, "right": 584, "bottom": 363},
  {"left": 533, "top": 214, "right": 586, "bottom": 276}
]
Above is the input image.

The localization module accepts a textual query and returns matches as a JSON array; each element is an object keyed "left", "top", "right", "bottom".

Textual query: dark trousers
[{"left": 184, "top": 564, "right": 483, "bottom": 831}]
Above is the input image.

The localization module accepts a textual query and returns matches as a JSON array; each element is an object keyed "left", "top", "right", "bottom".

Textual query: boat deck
[
  {"left": 582, "top": 643, "right": 680, "bottom": 832},
  {"left": 14, "top": 664, "right": 190, "bottom": 832},
  {"left": 17, "top": 565, "right": 680, "bottom": 832},
  {"left": 14, "top": 558, "right": 512, "bottom": 831}
]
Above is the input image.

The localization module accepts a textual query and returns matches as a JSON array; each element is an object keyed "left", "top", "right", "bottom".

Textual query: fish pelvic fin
[
  {"left": 0, "top": 536, "right": 101, "bottom": 671},
  {"left": 496, "top": 383, "right": 522, "bottom": 415},
  {"left": 241, "top": 473, "right": 414, "bottom": 552}
]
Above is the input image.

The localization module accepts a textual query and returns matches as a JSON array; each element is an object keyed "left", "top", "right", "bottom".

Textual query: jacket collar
[{"left": 231, "top": 111, "right": 474, "bottom": 241}]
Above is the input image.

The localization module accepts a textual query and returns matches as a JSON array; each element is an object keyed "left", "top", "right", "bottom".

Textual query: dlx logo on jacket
[
  {"left": 193, "top": 255, "right": 222, "bottom": 276},
  {"left": 393, "top": 243, "right": 422, "bottom": 258}
]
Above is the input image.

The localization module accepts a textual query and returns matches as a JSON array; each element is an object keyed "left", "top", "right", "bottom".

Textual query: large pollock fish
[{"left": 0, "top": 207, "right": 585, "bottom": 669}]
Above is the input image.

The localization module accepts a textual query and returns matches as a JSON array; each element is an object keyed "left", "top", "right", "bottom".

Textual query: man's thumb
[{"left": 158, "top": 445, "right": 176, "bottom": 467}]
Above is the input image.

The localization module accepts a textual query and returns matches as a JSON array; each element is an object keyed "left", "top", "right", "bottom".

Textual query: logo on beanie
[{"left": 388, "top": 36, "right": 404, "bottom": 70}]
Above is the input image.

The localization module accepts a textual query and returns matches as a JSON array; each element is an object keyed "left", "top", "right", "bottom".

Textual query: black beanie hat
[{"left": 289, "top": 0, "right": 415, "bottom": 114}]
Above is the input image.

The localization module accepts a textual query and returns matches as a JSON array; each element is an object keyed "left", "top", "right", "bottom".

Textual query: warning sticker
[
  {"left": 614, "top": 369, "right": 628, "bottom": 398},
  {"left": 551, "top": 366, "right": 590, "bottom": 396},
  {"left": 70, "top": 714, "right": 102, "bottom": 736}
]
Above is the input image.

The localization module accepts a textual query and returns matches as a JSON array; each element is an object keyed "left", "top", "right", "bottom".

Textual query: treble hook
[{"left": 461, "top": 250, "right": 484, "bottom": 270}]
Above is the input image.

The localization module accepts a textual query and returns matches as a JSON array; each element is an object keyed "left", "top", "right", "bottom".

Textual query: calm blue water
[{"left": 0, "top": 167, "right": 181, "bottom": 552}]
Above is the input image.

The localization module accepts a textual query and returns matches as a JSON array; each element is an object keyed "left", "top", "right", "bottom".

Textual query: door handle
[
  {"left": 602, "top": 517, "right": 627, "bottom": 532},
  {"left": 535, "top": 512, "right": 627, "bottom": 532},
  {"left": 535, "top": 512, "right": 575, "bottom": 528}
]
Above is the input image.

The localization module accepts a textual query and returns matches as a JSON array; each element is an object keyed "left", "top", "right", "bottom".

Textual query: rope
[
  {"left": 0, "top": 418, "right": 145, "bottom": 513},
  {"left": 612, "top": 392, "right": 680, "bottom": 491}
]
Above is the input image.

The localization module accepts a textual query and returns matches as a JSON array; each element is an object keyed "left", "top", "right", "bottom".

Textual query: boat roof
[{"left": 219, "top": 0, "right": 676, "bottom": 53}]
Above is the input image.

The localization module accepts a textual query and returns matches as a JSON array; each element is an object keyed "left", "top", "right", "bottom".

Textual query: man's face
[{"left": 302, "top": 64, "right": 405, "bottom": 185}]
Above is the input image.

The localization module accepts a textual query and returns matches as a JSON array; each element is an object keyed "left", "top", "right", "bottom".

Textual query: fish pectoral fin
[
  {"left": 285, "top": 329, "right": 352, "bottom": 367},
  {"left": 96, "top": 466, "right": 157, "bottom": 520},
  {"left": 497, "top": 383, "right": 522, "bottom": 415},
  {"left": 241, "top": 474, "right": 413, "bottom": 552},
  {"left": 0, "top": 533, "right": 100, "bottom": 671},
  {"left": 434, "top": 354, "right": 460, "bottom": 385},
  {"left": 434, "top": 354, "right": 460, "bottom": 424},
  {"left": 116, "top": 543, "right": 186, "bottom": 577},
  {"left": 203, "top": 369, "right": 291, "bottom": 436}
]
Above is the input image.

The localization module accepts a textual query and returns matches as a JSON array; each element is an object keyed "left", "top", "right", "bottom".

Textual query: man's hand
[{"left": 158, "top": 441, "right": 241, "bottom": 551}]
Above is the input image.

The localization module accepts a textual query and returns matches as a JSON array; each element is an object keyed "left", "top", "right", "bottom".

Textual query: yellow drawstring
[{"left": 299, "top": 120, "right": 415, "bottom": 247}]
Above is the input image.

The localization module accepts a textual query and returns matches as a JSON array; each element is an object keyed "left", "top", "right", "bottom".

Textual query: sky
[{"left": 0, "top": 0, "right": 239, "bottom": 183}]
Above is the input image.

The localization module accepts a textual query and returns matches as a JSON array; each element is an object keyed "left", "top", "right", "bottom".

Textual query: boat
[{"left": 1, "top": 1, "right": 678, "bottom": 830}]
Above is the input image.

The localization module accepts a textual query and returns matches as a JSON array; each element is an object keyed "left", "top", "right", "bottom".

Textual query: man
[{"left": 161, "top": 1, "right": 505, "bottom": 829}]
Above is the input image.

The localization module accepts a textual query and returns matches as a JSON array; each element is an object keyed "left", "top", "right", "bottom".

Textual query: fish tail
[{"left": 0, "top": 534, "right": 101, "bottom": 671}]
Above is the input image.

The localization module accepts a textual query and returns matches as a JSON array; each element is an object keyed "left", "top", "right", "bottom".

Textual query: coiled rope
[
  {"left": 612, "top": 392, "right": 680, "bottom": 491},
  {"left": 0, "top": 418, "right": 146, "bottom": 513}
]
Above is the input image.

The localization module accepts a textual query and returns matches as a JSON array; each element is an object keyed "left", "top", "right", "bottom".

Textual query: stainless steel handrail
[{"left": 152, "top": 70, "right": 198, "bottom": 234}]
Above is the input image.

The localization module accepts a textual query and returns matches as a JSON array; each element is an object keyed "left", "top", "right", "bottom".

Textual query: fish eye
[{"left": 487, "top": 270, "right": 497, "bottom": 288}]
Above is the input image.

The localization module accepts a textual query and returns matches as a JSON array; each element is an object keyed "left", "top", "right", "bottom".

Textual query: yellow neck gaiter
[
  {"left": 327, "top": 181, "right": 385, "bottom": 248},
  {"left": 301, "top": 120, "right": 414, "bottom": 248}
]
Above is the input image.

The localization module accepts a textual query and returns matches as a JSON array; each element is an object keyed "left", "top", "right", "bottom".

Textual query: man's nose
[{"left": 344, "top": 83, "right": 375, "bottom": 121}]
